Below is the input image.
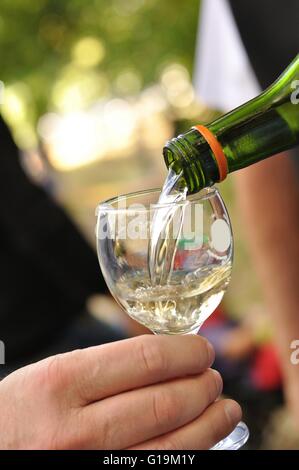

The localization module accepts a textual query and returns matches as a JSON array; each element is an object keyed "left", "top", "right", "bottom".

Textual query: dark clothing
[
  {"left": 0, "top": 116, "right": 109, "bottom": 364},
  {"left": 229, "top": 0, "right": 299, "bottom": 89},
  {"left": 229, "top": 0, "right": 299, "bottom": 172},
  {"left": 0, "top": 312, "right": 125, "bottom": 378}
]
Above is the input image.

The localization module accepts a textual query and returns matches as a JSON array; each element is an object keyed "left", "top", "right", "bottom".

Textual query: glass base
[{"left": 210, "top": 422, "right": 249, "bottom": 450}]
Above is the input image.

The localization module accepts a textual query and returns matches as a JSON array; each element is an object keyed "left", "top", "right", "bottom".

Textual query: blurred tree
[{"left": 0, "top": 0, "right": 200, "bottom": 138}]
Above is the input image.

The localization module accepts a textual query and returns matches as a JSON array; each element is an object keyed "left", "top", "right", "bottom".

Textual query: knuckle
[
  {"left": 64, "top": 349, "right": 89, "bottom": 399},
  {"left": 138, "top": 336, "right": 168, "bottom": 376},
  {"left": 162, "top": 434, "right": 184, "bottom": 450},
  {"left": 151, "top": 388, "right": 181, "bottom": 429},
  {"left": 48, "top": 411, "right": 86, "bottom": 450},
  {"left": 47, "top": 430, "right": 68, "bottom": 450},
  {"left": 58, "top": 410, "right": 116, "bottom": 450},
  {"left": 153, "top": 434, "right": 184, "bottom": 451},
  {"left": 34, "top": 349, "right": 82, "bottom": 396},
  {"left": 34, "top": 354, "right": 65, "bottom": 394},
  {"left": 85, "top": 410, "right": 118, "bottom": 450},
  {"left": 100, "top": 420, "right": 115, "bottom": 450}
]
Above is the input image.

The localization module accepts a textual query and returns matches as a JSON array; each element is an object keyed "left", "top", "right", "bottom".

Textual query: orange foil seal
[{"left": 192, "top": 124, "right": 228, "bottom": 182}]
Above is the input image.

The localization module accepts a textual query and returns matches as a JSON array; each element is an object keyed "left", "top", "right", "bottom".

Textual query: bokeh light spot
[{"left": 72, "top": 37, "right": 106, "bottom": 68}]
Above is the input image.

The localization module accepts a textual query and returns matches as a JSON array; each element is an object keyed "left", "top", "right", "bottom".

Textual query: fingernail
[
  {"left": 211, "top": 369, "right": 223, "bottom": 395},
  {"left": 225, "top": 401, "right": 242, "bottom": 425}
]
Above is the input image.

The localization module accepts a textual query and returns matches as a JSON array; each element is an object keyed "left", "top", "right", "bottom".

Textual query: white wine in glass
[{"left": 96, "top": 185, "right": 249, "bottom": 450}]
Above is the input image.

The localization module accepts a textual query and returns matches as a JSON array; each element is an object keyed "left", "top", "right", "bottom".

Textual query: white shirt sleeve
[{"left": 193, "top": 0, "right": 261, "bottom": 113}]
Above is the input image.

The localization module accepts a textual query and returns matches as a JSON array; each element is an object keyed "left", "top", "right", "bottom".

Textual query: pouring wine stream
[{"left": 148, "top": 168, "right": 188, "bottom": 287}]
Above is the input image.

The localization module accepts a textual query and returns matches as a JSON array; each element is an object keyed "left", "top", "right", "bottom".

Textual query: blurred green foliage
[{"left": 0, "top": 0, "right": 200, "bottom": 124}]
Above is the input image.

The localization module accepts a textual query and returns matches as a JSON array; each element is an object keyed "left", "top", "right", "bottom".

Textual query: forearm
[{"left": 234, "top": 152, "right": 299, "bottom": 421}]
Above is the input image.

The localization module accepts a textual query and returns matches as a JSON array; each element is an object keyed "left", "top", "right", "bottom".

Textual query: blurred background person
[{"left": 195, "top": 0, "right": 299, "bottom": 448}]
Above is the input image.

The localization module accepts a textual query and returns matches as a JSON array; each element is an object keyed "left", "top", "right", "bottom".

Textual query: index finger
[{"left": 63, "top": 334, "right": 215, "bottom": 405}]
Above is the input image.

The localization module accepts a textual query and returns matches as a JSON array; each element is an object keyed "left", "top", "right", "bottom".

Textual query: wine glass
[{"left": 96, "top": 187, "right": 249, "bottom": 450}]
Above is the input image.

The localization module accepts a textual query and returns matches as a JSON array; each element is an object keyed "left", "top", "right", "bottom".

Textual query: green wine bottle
[{"left": 163, "top": 55, "right": 299, "bottom": 194}]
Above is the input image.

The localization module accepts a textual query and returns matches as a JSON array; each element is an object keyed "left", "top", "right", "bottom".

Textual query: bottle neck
[
  {"left": 163, "top": 128, "right": 220, "bottom": 194},
  {"left": 163, "top": 54, "right": 299, "bottom": 194}
]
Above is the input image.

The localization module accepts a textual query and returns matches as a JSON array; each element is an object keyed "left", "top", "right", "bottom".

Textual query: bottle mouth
[{"left": 163, "top": 138, "right": 206, "bottom": 195}]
